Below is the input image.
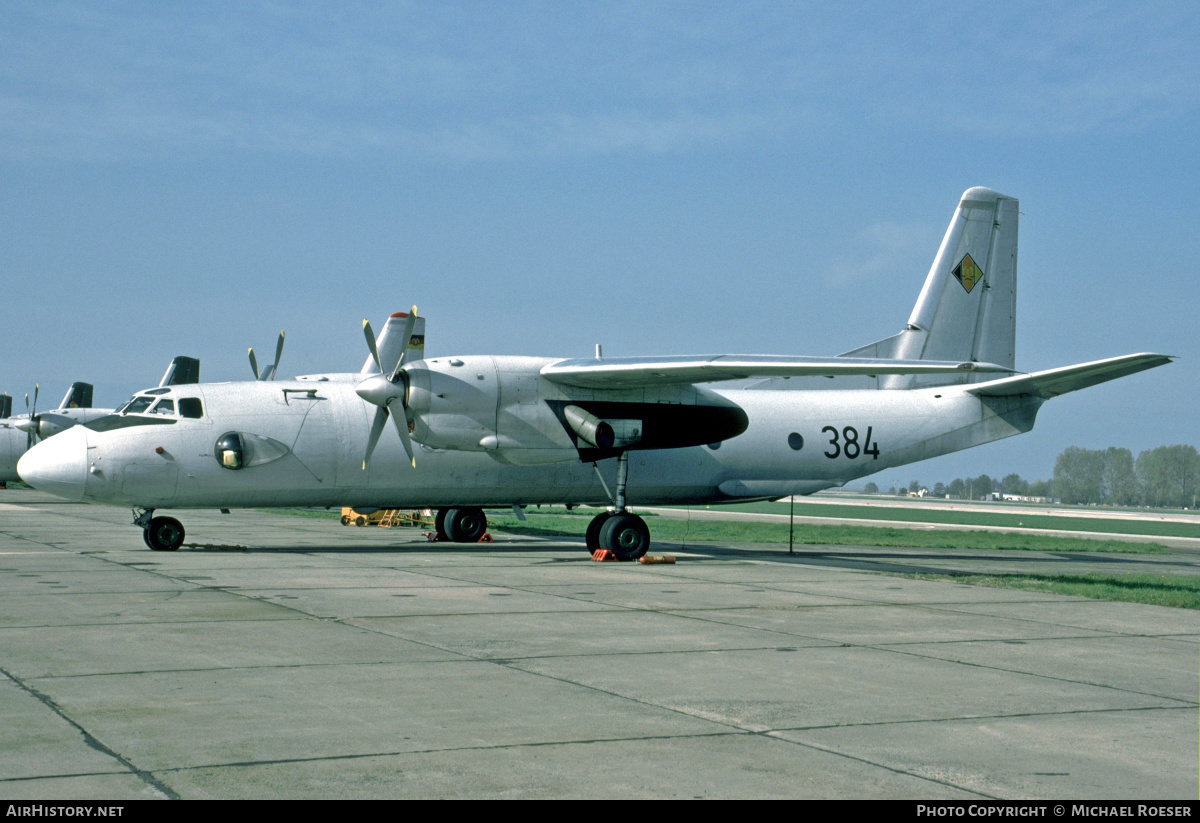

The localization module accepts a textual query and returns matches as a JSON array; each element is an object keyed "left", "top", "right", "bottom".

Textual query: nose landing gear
[{"left": 133, "top": 509, "right": 185, "bottom": 552}]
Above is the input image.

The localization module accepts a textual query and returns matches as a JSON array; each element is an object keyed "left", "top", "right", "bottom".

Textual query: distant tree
[
  {"left": 1054, "top": 447, "right": 1105, "bottom": 504},
  {"left": 967, "top": 474, "right": 995, "bottom": 499},
  {"left": 947, "top": 478, "right": 965, "bottom": 498},
  {"left": 1100, "top": 447, "right": 1137, "bottom": 506},
  {"left": 1028, "top": 478, "right": 1053, "bottom": 498},
  {"left": 1136, "top": 445, "right": 1200, "bottom": 508},
  {"left": 908, "top": 480, "right": 921, "bottom": 494},
  {"left": 863, "top": 481, "right": 879, "bottom": 495},
  {"left": 1001, "top": 473, "right": 1028, "bottom": 496},
  {"left": 933, "top": 482, "right": 946, "bottom": 497},
  {"left": 888, "top": 485, "right": 899, "bottom": 496}
]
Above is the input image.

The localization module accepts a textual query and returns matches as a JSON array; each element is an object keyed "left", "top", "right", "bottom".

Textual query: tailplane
[{"left": 842, "top": 187, "right": 1018, "bottom": 387}]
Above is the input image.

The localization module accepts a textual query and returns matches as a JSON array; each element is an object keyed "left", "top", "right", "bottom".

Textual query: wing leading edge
[{"left": 541, "top": 355, "right": 1012, "bottom": 390}]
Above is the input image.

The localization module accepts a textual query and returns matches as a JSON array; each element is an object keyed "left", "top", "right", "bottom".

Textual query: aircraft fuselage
[{"left": 21, "top": 359, "right": 1042, "bottom": 511}]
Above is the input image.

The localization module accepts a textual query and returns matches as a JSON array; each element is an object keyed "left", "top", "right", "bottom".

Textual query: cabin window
[
  {"left": 149, "top": 399, "right": 175, "bottom": 415},
  {"left": 215, "top": 432, "right": 246, "bottom": 470},
  {"left": 179, "top": 398, "right": 203, "bottom": 419},
  {"left": 788, "top": 432, "right": 804, "bottom": 450}
]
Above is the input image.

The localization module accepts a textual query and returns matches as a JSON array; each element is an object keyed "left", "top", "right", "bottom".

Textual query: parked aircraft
[
  {"left": 1, "top": 357, "right": 201, "bottom": 484},
  {"left": 1, "top": 383, "right": 106, "bottom": 483},
  {"left": 18, "top": 188, "right": 1171, "bottom": 555}
]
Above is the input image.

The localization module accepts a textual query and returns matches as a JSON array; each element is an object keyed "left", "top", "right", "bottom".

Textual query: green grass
[
  {"left": 485, "top": 510, "right": 1165, "bottom": 553},
  {"left": 904, "top": 572, "right": 1200, "bottom": 609},
  {"left": 255, "top": 504, "right": 1169, "bottom": 552},
  {"left": 695, "top": 500, "right": 1200, "bottom": 539}
]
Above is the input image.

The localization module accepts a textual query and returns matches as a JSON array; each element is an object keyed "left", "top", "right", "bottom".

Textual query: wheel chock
[
  {"left": 479, "top": 533, "right": 493, "bottom": 543},
  {"left": 591, "top": 549, "right": 617, "bottom": 562},
  {"left": 638, "top": 555, "right": 676, "bottom": 565}
]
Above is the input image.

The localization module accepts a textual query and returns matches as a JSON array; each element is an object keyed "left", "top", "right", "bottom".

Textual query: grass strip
[
  {"left": 903, "top": 572, "right": 1200, "bottom": 610},
  {"left": 704, "top": 500, "right": 1200, "bottom": 539}
]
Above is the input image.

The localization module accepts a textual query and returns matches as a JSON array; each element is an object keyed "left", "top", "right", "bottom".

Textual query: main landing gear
[
  {"left": 584, "top": 452, "right": 650, "bottom": 561},
  {"left": 133, "top": 509, "right": 184, "bottom": 552},
  {"left": 434, "top": 506, "right": 489, "bottom": 543}
]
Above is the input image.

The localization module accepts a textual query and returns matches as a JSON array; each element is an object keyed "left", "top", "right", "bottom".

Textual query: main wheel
[
  {"left": 145, "top": 516, "right": 184, "bottom": 552},
  {"left": 434, "top": 507, "right": 449, "bottom": 540},
  {"left": 444, "top": 506, "right": 487, "bottom": 543},
  {"left": 585, "top": 512, "right": 613, "bottom": 552},
  {"left": 599, "top": 513, "right": 650, "bottom": 560}
]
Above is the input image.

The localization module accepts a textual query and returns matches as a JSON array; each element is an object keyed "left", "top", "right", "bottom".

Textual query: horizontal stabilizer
[
  {"left": 966, "top": 353, "right": 1173, "bottom": 399},
  {"left": 542, "top": 355, "right": 1012, "bottom": 389}
]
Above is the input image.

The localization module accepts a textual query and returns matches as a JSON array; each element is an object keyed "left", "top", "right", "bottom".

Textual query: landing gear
[
  {"left": 599, "top": 513, "right": 650, "bottom": 560},
  {"left": 585, "top": 511, "right": 612, "bottom": 550},
  {"left": 439, "top": 506, "right": 487, "bottom": 543},
  {"left": 133, "top": 508, "right": 185, "bottom": 551},
  {"left": 584, "top": 452, "right": 651, "bottom": 561},
  {"left": 133, "top": 509, "right": 185, "bottom": 552}
]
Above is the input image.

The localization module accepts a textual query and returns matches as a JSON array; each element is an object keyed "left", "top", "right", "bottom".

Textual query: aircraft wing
[
  {"left": 966, "top": 353, "right": 1173, "bottom": 399},
  {"left": 541, "top": 355, "right": 1012, "bottom": 389}
]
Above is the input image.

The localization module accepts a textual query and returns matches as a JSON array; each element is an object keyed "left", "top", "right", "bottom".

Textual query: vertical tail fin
[
  {"left": 58, "top": 382, "right": 93, "bottom": 409},
  {"left": 841, "top": 187, "right": 1018, "bottom": 387},
  {"left": 360, "top": 311, "right": 426, "bottom": 374},
  {"left": 158, "top": 356, "right": 201, "bottom": 387}
]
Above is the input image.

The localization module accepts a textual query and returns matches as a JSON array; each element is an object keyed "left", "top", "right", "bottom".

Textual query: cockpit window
[
  {"left": 179, "top": 397, "right": 203, "bottom": 419},
  {"left": 120, "top": 396, "right": 155, "bottom": 415},
  {"left": 149, "top": 399, "right": 175, "bottom": 415}
]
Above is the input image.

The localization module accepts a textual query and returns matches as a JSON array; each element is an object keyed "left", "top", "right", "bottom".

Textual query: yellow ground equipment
[{"left": 340, "top": 508, "right": 436, "bottom": 529}]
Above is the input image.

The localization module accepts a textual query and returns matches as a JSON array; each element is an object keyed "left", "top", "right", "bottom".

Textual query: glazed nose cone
[{"left": 17, "top": 426, "right": 88, "bottom": 502}]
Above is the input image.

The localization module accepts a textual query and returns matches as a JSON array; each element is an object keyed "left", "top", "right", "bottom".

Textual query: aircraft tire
[
  {"left": 146, "top": 517, "right": 184, "bottom": 552},
  {"left": 585, "top": 512, "right": 612, "bottom": 552},
  {"left": 444, "top": 507, "right": 487, "bottom": 543},
  {"left": 434, "top": 508, "right": 449, "bottom": 540},
  {"left": 599, "top": 513, "right": 649, "bottom": 561}
]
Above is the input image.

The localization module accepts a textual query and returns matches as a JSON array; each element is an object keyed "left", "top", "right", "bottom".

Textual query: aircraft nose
[{"left": 17, "top": 426, "right": 88, "bottom": 502}]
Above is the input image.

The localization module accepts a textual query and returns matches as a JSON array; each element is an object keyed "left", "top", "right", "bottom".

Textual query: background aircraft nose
[{"left": 17, "top": 426, "right": 88, "bottom": 502}]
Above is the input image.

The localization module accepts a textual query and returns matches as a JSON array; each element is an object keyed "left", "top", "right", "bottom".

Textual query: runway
[{"left": 1, "top": 488, "right": 1196, "bottom": 799}]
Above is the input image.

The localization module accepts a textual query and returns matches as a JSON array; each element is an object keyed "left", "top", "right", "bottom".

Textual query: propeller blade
[
  {"left": 270, "top": 331, "right": 285, "bottom": 381},
  {"left": 249, "top": 347, "right": 260, "bottom": 380},
  {"left": 388, "top": 398, "right": 415, "bottom": 467},
  {"left": 362, "top": 406, "right": 390, "bottom": 469},
  {"left": 363, "top": 319, "right": 384, "bottom": 374}
]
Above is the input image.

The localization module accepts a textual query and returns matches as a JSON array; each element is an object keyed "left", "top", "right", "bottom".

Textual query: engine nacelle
[
  {"left": 403, "top": 355, "right": 749, "bottom": 460},
  {"left": 563, "top": 405, "right": 641, "bottom": 449}
]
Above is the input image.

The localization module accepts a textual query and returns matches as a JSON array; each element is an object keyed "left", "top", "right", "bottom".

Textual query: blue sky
[{"left": 3, "top": 1, "right": 1197, "bottom": 486}]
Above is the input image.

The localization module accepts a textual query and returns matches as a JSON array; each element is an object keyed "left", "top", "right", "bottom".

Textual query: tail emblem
[{"left": 953, "top": 253, "right": 982, "bottom": 293}]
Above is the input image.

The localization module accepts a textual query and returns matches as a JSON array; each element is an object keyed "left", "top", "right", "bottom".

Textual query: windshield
[{"left": 118, "top": 396, "right": 155, "bottom": 415}]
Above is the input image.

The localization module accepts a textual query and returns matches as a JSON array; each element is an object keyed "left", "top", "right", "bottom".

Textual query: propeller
[
  {"left": 249, "top": 331, "right": 285, "bottom": 381},
  {"left": 15, "top": 384, "right": 39, "bottom": 449},
  {"left": 357, "top": 308, "right": 419, "bottom": 469}
]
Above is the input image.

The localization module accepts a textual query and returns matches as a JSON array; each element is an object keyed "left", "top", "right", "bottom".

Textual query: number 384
[{"left": 820, "top": 426, "right": 880, "bottom": 460}]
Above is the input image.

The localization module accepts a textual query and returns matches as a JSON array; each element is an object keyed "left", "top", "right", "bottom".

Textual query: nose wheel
[{"left": 134, "top": 509, "right": 185, "bottom": 551}]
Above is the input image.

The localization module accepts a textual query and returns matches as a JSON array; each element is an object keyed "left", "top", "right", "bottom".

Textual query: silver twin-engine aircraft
[{"left": 18, "top": 188, "right": 1172, "bottom": 555}]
